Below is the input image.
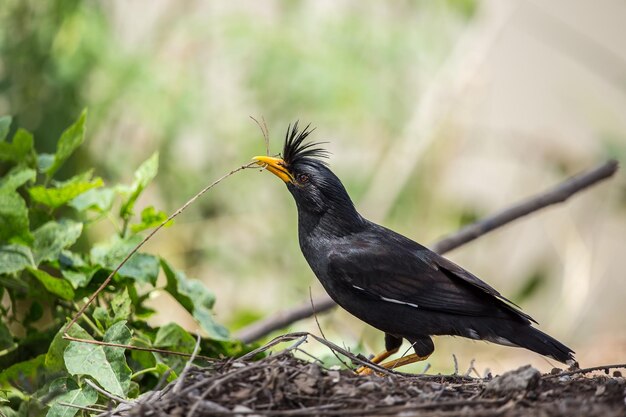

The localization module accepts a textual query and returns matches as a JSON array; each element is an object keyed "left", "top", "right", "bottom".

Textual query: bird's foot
[
  {"left": 355, "top": 349, "right": 398, "bottom": 375},
  {"left": 357, "top": 353, "right": 430, "bottom": 376},
  {"left": 356, "top": 366, "right": 379, "bottom": 376}
]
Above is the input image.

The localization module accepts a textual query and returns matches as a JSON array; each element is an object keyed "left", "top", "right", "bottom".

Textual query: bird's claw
[{"left": 356, "top": 365, "right": 374, "bottom": 376}]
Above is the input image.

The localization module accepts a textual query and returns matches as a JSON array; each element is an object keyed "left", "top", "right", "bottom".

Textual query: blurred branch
[
  {"left": 432, "top": 159, "right": 619, "bottom": 253},
  {"left": 235, "top": 159, "right": 619, "bottom": 344}
]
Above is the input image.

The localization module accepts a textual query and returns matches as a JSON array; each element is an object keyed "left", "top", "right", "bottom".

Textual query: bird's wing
[{"left": 327, "top": 234, "right": 535, "bottom": 323}]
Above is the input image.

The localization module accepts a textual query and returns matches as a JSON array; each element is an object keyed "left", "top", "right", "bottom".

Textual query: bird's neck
[{"left": 296, "top": 202, "right": 366, "bottom": 238}]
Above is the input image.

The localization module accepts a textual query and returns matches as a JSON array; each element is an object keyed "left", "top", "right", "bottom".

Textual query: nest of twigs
[{"left": 98, "top": 333, "right": 625, "bottom": 417}]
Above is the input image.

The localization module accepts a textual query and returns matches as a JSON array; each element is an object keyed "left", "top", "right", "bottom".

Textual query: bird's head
[{"left": 253, "top": 123, "right": 358, "bottom": 218}]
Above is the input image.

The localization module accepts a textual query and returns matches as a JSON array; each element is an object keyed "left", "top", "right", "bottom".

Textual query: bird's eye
[{"left": 297, "top": 173, "right": 309, "bottom": 183}]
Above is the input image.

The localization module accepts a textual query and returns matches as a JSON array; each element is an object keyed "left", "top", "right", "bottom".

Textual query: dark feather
[
  {"left": 282, "top": 121, "right": 330, "bottom": 167},
  {"left": 326, "top": 227, "right": 534, "bottom": 324}
]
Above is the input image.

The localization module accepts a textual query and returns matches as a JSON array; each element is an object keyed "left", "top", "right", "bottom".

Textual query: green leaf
[
  {"left": 0, "top": 191, "right": 32, "bottom": 245},
  {"left": 111, "top": 288, "right": 132, "bottom": 323},
  {"left": 117, "top": 253, "right": 159, "bottom": 285},
  {"left": 23, "top": 301, "right": 44, "bottom": 326},
  {"left": 92, "top": 307, "right": 109, "bottom": 331},
  {"left": 64, "top": 321, "right": 132, "bottom": 397},
  {"left": 154, "top": 323, "right": 195, "bottom": 374},
  {"left": 154, "top": 323, "right": 195, "bottom": 351},
  {"left": 33, "top": 220, "right": 83, "bottom": 264},
  {"left": 29, "top": 172, "right": 103, "bottom": 208},
  {"left": 127, "top": 381, "right": 140, "bottom": 398},
  {"left": 28, "top": 268, "right": 75, "bottom": 300},
  {"left": 59, "top": 252, "right": 95, "bottom": 288},
  {"left": 135, "top": 305, "right": 156, "bottom": 320},
  {"left": 46, "top": 379, "right": 97, "bottom": 417},
  {"left": 46, "top": 109, "right": 87, "bottom": 179},
  {"left": 161, "top": 259, "right": 229, "bottom": 340},
  {"left": 46, "top": 324, "right": 91, "bottom": 373},
  {"left": 38, "top": 153, "right": 55, "bottom": 173},
  {"left": 0, "top": 116, "right": 11, "bottom": 141},
  {"left": 69, "top": 187, "right": 115, "bottom": 212},
  {"left": 60, "top": 269, "right": 93, "bottom": 289},
  {"left": 0, "top": 354, "right": 45, "bottom": 389},
  {"left": 59, "top": 250, "right": 86, "bottom": 268},
  {"left": 129, "top": 338, "right": 155, "bottom": 371},
  {"left": 91, "top": 236, "right": 159, "bottom": 285},
  {"left": 130, "top": 206, "right": 171, "bottom": 234},
  {"left": 0, "top": 167, "right": 36, "bottom": 192},
  {"left": 0, "top": 128, "right": 35, "bottom": 165},
  {"left": 0, "top": 321, "right": 14, "bottom": 351},
  {"left": 92, "top": 288, "right": 132, "bottom": 329},
  {"left": 0, "top": 244, "right": 35, "bottom": 274},
  {"left": 155, "top": 362, "right": 178, "bottom": 383},
  {"left": 119, "top": 152, "right": 159, "bottom": 219}
]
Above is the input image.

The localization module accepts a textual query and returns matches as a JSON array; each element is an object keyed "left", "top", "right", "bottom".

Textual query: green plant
[{"left": 0, "top": 111, "right": 248, "bottom": 416}]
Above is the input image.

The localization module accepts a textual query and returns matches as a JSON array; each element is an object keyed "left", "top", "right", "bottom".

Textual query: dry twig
[
  {"left": 83, "top": 379, "right": 130, "bottom": 404},
  {"left": 250, "top": 115, "right": 270, "bottom": 156},
  {"left": 309, "top": 287, "right": 352, "bottom": 371},
  {"left": 101, "top": 332, "right": 626, "bottom": 417},
  {"left": 173, "top": 333, "right": 202, "bottom": 394}
]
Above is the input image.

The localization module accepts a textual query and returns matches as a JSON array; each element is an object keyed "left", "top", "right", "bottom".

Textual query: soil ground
[{"left": 106, "top": 338, "right": 626, "bottom": 417}]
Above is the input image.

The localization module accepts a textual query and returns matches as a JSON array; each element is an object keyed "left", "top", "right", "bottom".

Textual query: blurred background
[{"left": 1, "top": 0, "right": 625, "bottom": 374}]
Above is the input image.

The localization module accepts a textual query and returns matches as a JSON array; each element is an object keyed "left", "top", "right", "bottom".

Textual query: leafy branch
[{"left": 0, "top": 112, "right": 255, "bottom": 417}]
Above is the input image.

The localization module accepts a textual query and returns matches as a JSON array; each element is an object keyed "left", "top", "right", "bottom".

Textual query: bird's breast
[{"left": 298, "top": 232, "right": 331, "bottom": 275}]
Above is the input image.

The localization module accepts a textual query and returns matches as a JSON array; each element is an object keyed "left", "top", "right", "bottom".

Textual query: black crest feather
[{"left": 282, "top": 121, "right": 329, "bottom": 167}]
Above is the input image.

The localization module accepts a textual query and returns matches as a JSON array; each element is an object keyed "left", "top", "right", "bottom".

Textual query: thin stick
[
  {"left": 84, "top": 378, "right": 129, "bottom": 404},
  {"left": 464, "top": 359, "right": 477, "bottom": 378},
  {"left": 63, "top": 162, "right": 257, "bottom": 341},
  {"left": 309, "top": 287, "right": 351, "bottom": 371},
  {"left": 57, "top": 403, "right": 107, "bottom": 413},
  {"left": 61, "top": 335, "right": 217, "bottom": 361},
  {"left": 239, "top": 331, "right": 396, "bottom": 376},
  {"left": 173, "top": 332, "right": 202, "bottom": 394},
  {"left": 234, "top": 159, "right": 619, "bottom": 343},
  {"left": 237, "top": 333, "right": 309, "bottom": 362},
  {"left": 250, "top": 115, "right": 270, "bottom": 156},
  {"left": 305, "top": 332, "right": 397, "bottom": 377}
]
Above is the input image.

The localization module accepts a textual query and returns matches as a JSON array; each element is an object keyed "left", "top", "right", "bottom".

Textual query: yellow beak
[{"left": 253, "top": 156, "right": 293, "bottom": 183}]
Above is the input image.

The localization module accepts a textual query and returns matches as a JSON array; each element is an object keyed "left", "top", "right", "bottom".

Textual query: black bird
[{"left": 254, "top": 123, "right": 575, "bottom": 372}]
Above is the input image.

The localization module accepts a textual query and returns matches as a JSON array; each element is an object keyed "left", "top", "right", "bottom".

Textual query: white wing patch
[
  {"left": 352, "top": 285, "right": 418, "bottom": 308},
  {"left": 484, "top": 335, "right": 517, "bottom": 347},
  {"left": 380, "top": 296, "right": 418, "bottom": 308},
  {"left": 467, "top": 329, "right": 480, "bottom": 340}
]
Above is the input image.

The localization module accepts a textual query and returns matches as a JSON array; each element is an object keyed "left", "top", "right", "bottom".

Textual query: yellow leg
[
  {"left": 358, "top": 352, "right": 430, "bottom": 375},
  {"left": 356, "top": 348, "right": 399, "bottom": 375},
  {"left": 379, "top": 353, "right": 430, "bottom": 370}
]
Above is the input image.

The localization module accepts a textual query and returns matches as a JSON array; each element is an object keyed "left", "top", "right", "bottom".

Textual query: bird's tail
[{"left": 507, "top": 326, "right": 575, "bottom": 364}]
